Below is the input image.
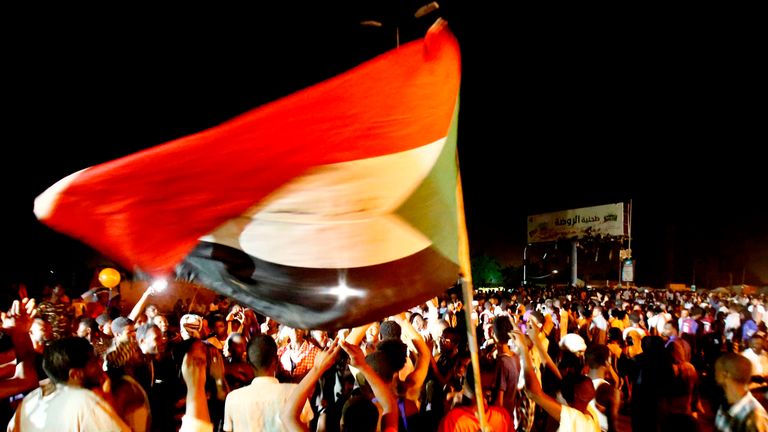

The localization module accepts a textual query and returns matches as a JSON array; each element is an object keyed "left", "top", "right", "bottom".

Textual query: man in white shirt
[
  {"left": 741, "top": 333, "right": 768, "bottom": 380},
  {"left": 223, "top": 335, "right": 313, "bottom": 431},
  {"left": 8, "top": 337, "right": 130, "bottom": 432}
]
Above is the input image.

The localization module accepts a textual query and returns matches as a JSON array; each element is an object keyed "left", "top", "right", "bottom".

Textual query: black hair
[
  {"left": 585, "top": 345, "right": 610, "bottom": 369},
  {"left": 341, "top": 395, "right": 379, "bottom": 432},
  {"left": 207, "top": 313, "right": 226, "bottom": 327},
  {"left": 379, "top": 320, "right": 402, "bottom": 341},
  {"left": 78, "top": 317, "right": 98, "bottom": 333},
  {"left": 608, "top": 327, "right": 623, "bottom": 343},
  {"left": 247, "top": 334, "right": 278, "bottom": 371},
  {"left": 493, "top": 315, "right": 514, "bottom": 344},
  {"left": 43, "top": 337, "right": 94, "bottom": 384},
  {"left": 368, "top": 339, "right": 407, "bottom": 381},
  {"left": 560, "top": 374, "right": 593, "bottom": 405}
]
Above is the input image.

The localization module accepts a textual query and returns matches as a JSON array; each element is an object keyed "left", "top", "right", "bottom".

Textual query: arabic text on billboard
[{"left": 527, "top": 203, "right": 625, "bottom": 243}]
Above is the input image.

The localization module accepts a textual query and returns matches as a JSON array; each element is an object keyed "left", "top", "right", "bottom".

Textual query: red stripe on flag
[{"left": 38, "top": 20, "right": 460, "bottom": 275}]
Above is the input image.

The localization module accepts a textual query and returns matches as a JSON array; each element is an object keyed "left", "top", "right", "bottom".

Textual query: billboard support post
[
  {"left": 522, "top": 244, "right": 529, "bottom": 286},
  {"left": 571, "top": 240, "right": 578, "bottom": 287}
]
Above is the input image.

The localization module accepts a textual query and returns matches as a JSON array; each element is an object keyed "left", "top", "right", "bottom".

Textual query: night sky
[{"left": 3, "top": 5, "right": 765, "bottom": 293}]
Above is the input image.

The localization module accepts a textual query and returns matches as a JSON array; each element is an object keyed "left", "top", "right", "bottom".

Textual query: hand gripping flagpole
[{"left": 457, "top": 170, "right": 488, "bottom": 432}]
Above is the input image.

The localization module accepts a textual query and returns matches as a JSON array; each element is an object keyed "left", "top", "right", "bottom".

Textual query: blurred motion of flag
[{"left": 34, "top": 20, "right": 461, "bottom": 329}]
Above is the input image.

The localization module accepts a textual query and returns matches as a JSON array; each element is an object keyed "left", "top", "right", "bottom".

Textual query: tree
[{"left": 471, "top": 255, "right": 503, "bottom": 286}]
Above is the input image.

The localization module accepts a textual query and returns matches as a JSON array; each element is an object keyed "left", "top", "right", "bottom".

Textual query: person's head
[
  {"left": 529, "top": 311, "right": 546, "bottom": 328},
  {"left": 76, "top": 317, "right": 97, "bottom": 340},
  {"left": 585, "top": 345, "right": 610, "bottom": 370},
  {"left": 180, "top": 314, "right": 203, "bottom": 340},
  {"left": 152, "top": 314, "right": 169, "bottom": 333},
  {"left": 51, "top": 284, "right": 66, "bottom": 301},
  {"left": 379, "top": 320, "right": 402, "bottom": 341},
  {"left": 209, "top": 314, "right": 227, "bottom": 339},
  {"left": 430, "top": 319, "right": 449, "bottom": 344},
  {"left": 409, "top": 313, "right": 426, "bottom": 332},
  {"left": 715, "top": 352, "right": 753, "bottom": 402},
  {"left": 545, "top": 299, "right": 555, "bottom": 312},
  {"left": 144, "top": 304, "right": 159, "bottom": 320},
  {"left": 454, "top": 354, "right": 471, "bottom": 381},
  {"left": 492, "top": 315, "right": 514, "bottom": 344},
  {"left": 96, "top": 313, "right": 113, "bottom": 336},
  {"left": 43, "top": 337, "right": 103, "bottom": 388},
  {"left": 341, "top": 395, "right": 379, "bottom": 432},
  {"left": 286, "top": 327, "right": 306, "bottom": 345},
  {"left": 560, "top": 333, "right": 587, "bottom": 355},
  {"left": 663, "top": 321, "right": 678, "bottom": 338},
  {"left": 461, "top": 363, "right": 495, "bottom": 406},
  {"left": 111, "top": 317, "right": 135, "bottom": 343},
  {"left": 260, "top": 316, "right": 279, "bottom": 335},
  {"left": 224, "top": 333, "right": 247, "bottom": 361},
  {"left": 691, "top": 306, "right": 703, "bottom": 319},
  {"left": 608, "top": 327, "right": 623, "bottom": 343},
  {"left": 247, "top": 334, "right": 278, "bottom": 375},
  {"left": 91, "top": 288, "right": 111, "bottom": 306},
  {"left": 561, "top": 374, "right": 596, "bottom": 409},
  {"left": 371, "top": 339, "right": 407, "bottom": 381},
  {"left": 365, "top": 322, "right": 379, "bottom": 343},
  {"left": 750, "top": 334, "right": 765, "bottom": 354},
  {"left": 137, "top": 323, "right": 165, "bottom": 355},
  {"left": 30, "top": 317, "right": 52, "bottom": 344},
  {"left": 439, "top": 327, "right": 460, "bottom": 353}
]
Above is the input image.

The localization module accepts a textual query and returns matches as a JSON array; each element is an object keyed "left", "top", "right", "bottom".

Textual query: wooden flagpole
[{"left": 456, "top": 170, "right": 488, "bottom": 431}]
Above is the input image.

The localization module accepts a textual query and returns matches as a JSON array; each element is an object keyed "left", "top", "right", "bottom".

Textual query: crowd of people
[{"left": 2, "top": 280, "right": 768, "bottom": 431}]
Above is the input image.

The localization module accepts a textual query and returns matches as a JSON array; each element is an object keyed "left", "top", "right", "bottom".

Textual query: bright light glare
[
  {"left": 150, "top": 279, "right": 168, "bottom": 292},
  {"left": 552, "top": 270, "right": 559, "bottom": 274},
  {"left": 323, "top": 272, "right": 365, "bottom": 303}
]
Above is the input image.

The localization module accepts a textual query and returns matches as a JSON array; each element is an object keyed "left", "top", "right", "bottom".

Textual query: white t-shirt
[
  {"left": 558, "top": 404, "right": 601, "bottom": 432},
  {"left": 9, "top": 384, "right": 130, "bottom": 432},
  {"left": 223, "top": 376, "right": 313, "bottom": 432}
]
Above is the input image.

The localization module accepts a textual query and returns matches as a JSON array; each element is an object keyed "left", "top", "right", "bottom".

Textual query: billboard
[{"left": 527, "top": 203, "right": 625, "bottom": 243}]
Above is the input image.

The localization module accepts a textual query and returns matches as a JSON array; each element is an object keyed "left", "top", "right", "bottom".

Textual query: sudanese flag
[{"left": 34, "top": 20, "right": 462, "bottom": 329}]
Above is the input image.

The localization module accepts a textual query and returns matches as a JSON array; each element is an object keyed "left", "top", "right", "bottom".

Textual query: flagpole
[{"left": 456, "top": 171, "right": 488, "bottom": 431}]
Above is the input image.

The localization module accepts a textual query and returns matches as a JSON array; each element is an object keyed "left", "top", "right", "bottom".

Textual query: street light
[{"left": 527, "top": 269, "right": 559, "bottom": 282}]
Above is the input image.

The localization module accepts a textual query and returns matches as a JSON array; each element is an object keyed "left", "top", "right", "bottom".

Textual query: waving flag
[{"left": 34, "top": 20, "right": 461, "bottom": 329}]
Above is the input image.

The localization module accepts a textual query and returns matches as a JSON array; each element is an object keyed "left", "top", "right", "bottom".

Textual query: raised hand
[
  {"left": 3, "top": 298, "right": 37, "bottom": 330},
  {"left": 313, "top": 337, "right": 341, "bottom": 373},
  {"left": 340, "top": 339, "right": 366, "bottom": 367},
  {"left": 510, "top": 330, "right": 527, "bottom": 356}
]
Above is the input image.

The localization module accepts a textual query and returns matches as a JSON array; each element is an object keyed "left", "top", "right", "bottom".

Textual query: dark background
[{"left": 2, "top": 4, "right": 765, "bottom": 296}]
